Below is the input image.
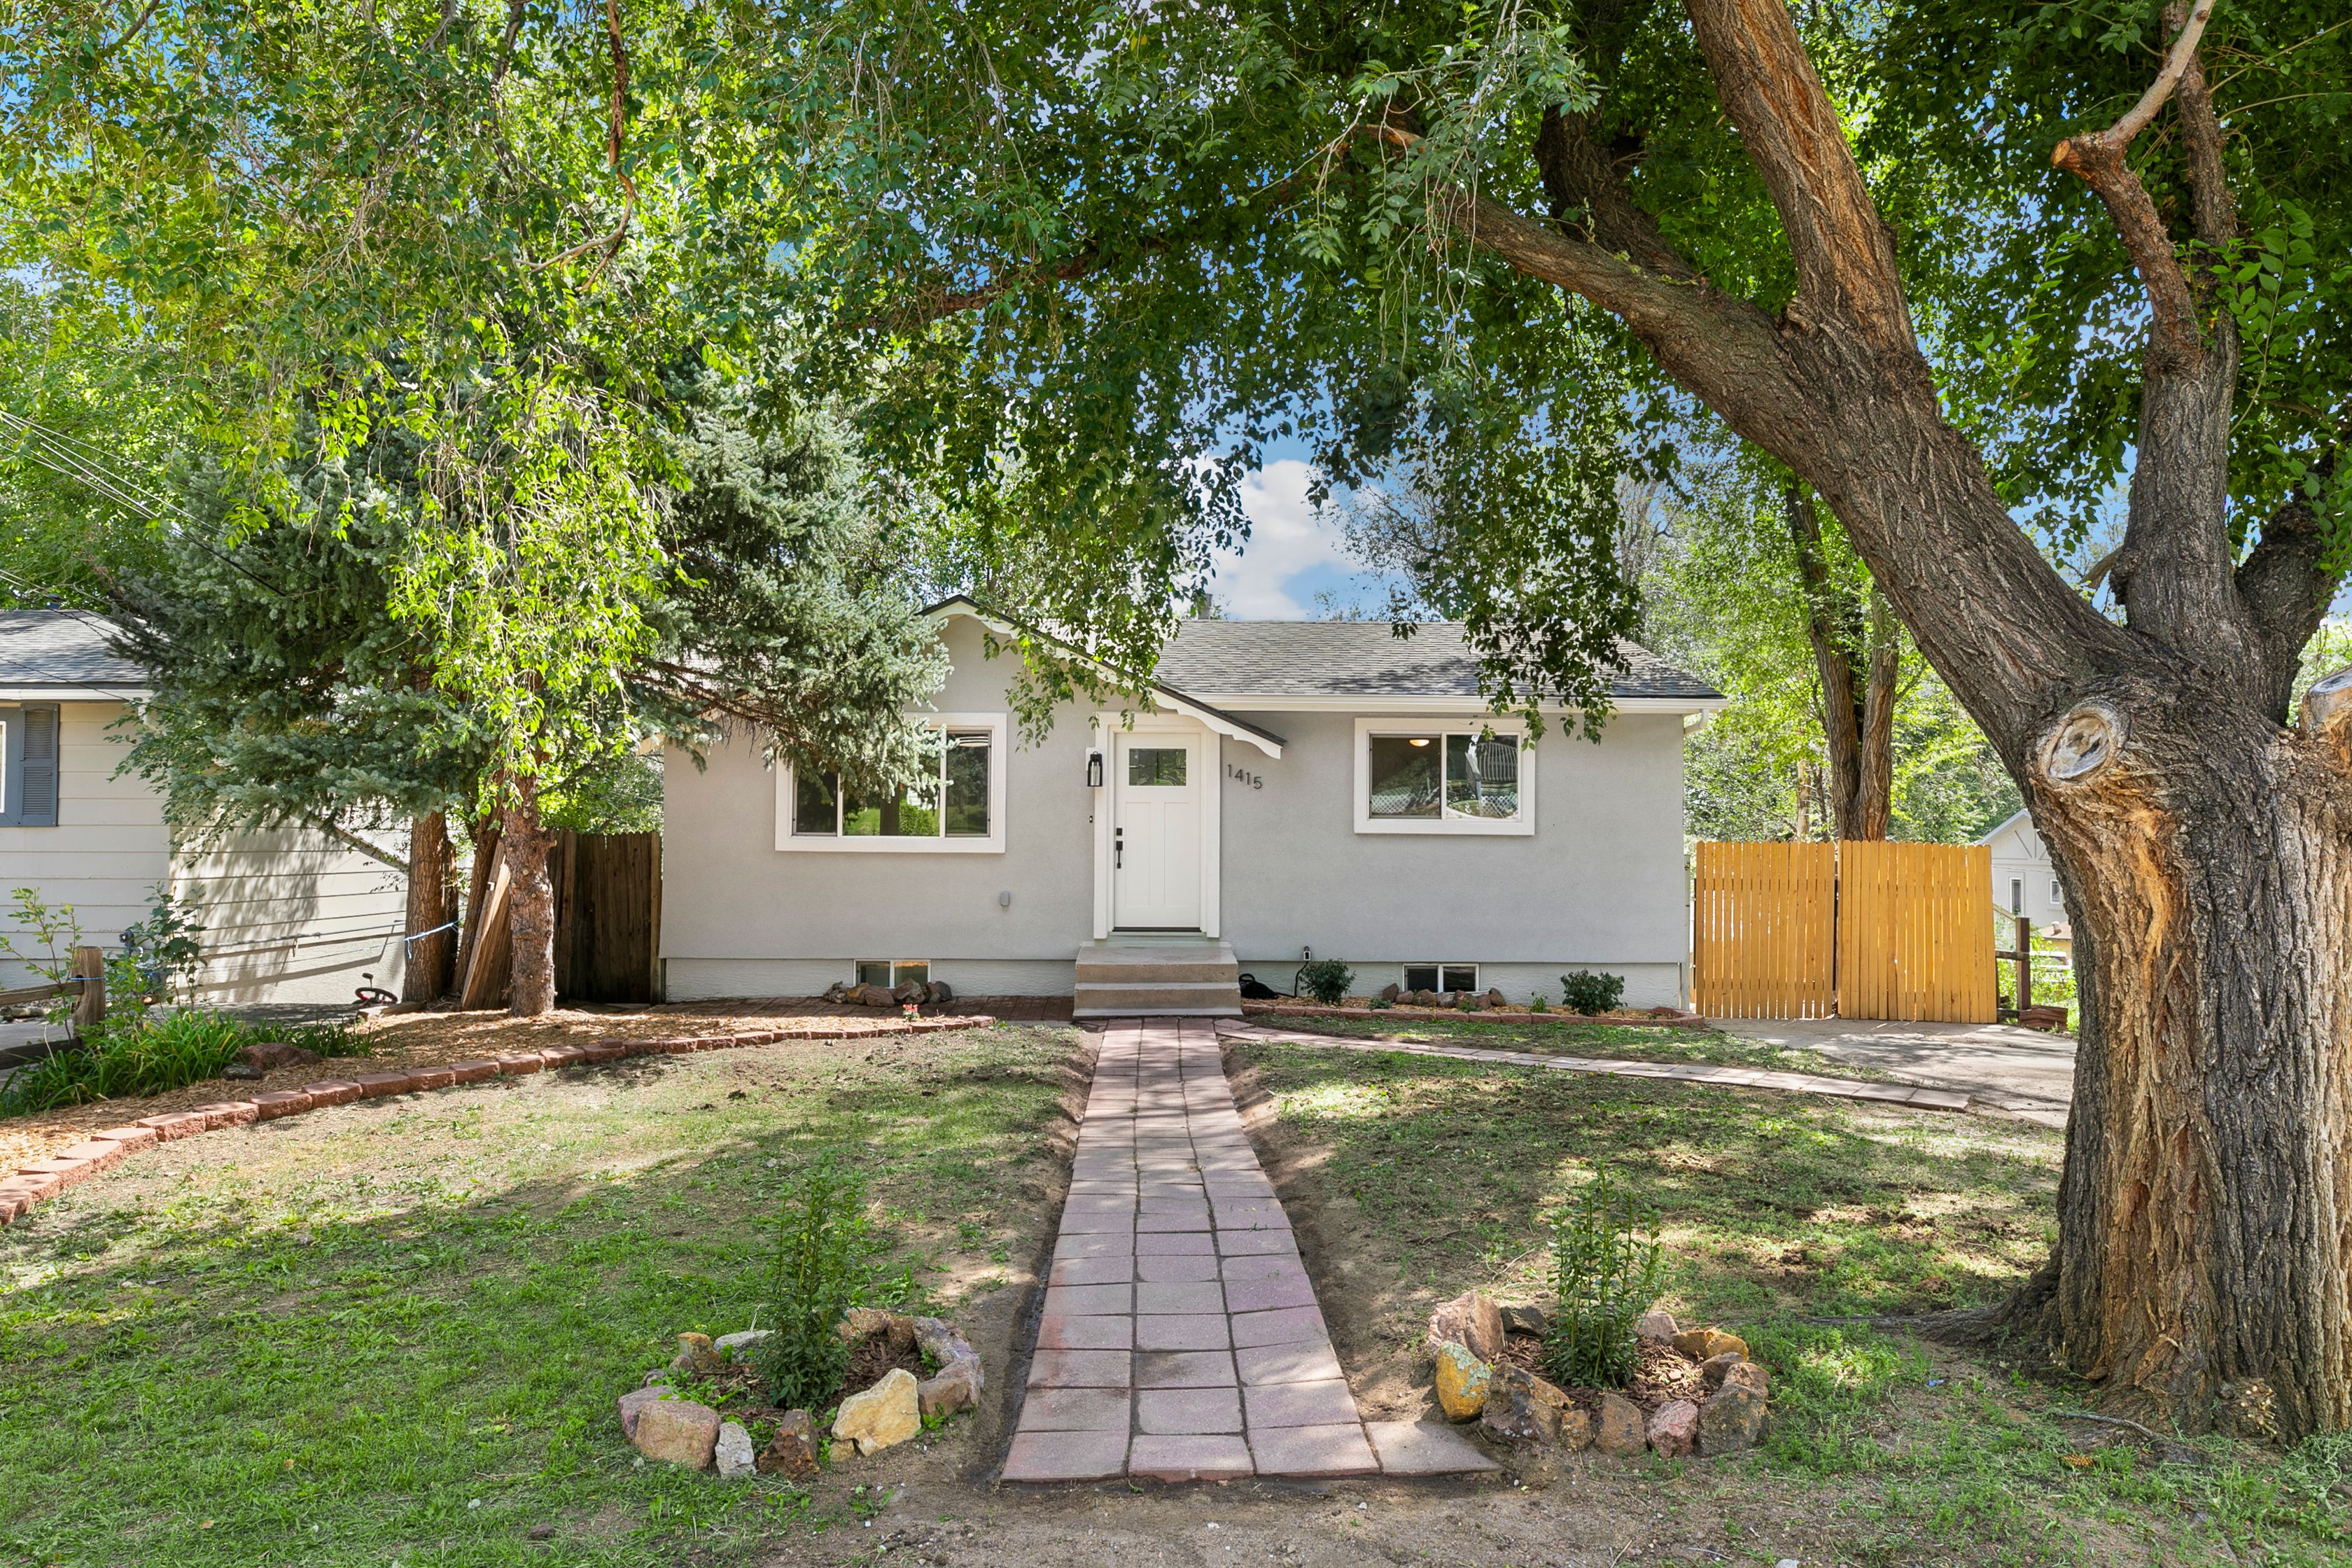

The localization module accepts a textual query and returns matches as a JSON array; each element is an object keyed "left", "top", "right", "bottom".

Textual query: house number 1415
[{"left": 1226, "top": 763, "right": 1263, "bottom": 790}]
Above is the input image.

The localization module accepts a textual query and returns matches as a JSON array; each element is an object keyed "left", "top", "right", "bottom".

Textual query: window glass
[
  {"left": 2009, "top": 878, "right": 2024, "bottom": 913},
  {"left": 1445, "top": 734, "right": 1520, "bottom": 819},
  {"left": 1126, "top": 747, "right": 1186, "bottom": 786},
  {"left": 1403, "top": 965, "right": 1440, "bottom": 993},
  {"left": 794, "top": 767, "right": 840, "bottom": 835},
  {"left": 2050, "top": 880, "right": 2063, "bottom": 904},
  {"left": 845, "top": 770, "right": 940, "bottom": 836},
  {"left": 1368, "top": 736, "right": 1441, "bottom": 818},
  {"left": 944, "top": 731, "right": 990, "bottom": 836},
  {"left": 1442, "top": 965, "right": 1479, "bottom": 993},
  {"left": 894, "top": 961, "right": 929, "bottom": 987},
  {"left": 856, "top": 960, "right": 892, "bottom": 988}
]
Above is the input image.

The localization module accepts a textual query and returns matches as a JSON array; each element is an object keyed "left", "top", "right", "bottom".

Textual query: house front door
[{"left": 1112, "top": 732, "right": 1203, "bottom": 930}]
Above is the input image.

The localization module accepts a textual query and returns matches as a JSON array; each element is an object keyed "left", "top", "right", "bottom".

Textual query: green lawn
[
  {"left": 1256, "top": 1010, "right": 1897, "bottom": 1080},
  {"left": 0, "top": 1023, "right": 1073, "bottom": 1567},
  {"left": 1237, "top": 1040, "right": 2351, "bottom": 1567}
]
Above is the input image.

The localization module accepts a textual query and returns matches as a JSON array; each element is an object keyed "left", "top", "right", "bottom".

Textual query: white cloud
[{"left": 1206, "top": 459, "right": 1366, "bottom": 619}]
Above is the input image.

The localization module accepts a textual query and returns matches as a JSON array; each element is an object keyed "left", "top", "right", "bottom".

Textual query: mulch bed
[
  {"left": 1241, "top": 1002, "right": 1711, "bottom": 1029},
  {"left": 1494, "top": 1330, "right": 1709, "bottom": 1414}
]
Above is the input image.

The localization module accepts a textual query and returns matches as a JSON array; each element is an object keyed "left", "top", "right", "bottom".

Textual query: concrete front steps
[{"left": 1072, "top": 938, "right": 1242, "bottom": 1018}]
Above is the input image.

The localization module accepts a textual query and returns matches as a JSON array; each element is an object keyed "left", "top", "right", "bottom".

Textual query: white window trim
[
  {"left": 1352, "top": 718, "right": 1535, "bottom": 836},
  {"left": 774, "top": 713, "right": 1007, "bottom": 854}
]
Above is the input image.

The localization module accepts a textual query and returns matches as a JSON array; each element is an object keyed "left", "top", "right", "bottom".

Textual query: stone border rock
[
  {"left": 0, "top": 1015, "right": 993, "bottom": 1231},
  {"left": 1241, "top": 1002, "right": 1711, "bottom": 1030}
]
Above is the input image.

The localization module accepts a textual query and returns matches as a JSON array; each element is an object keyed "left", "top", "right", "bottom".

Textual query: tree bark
[
  {"left": 500, "top": 781, "right": 559, "bottom": 1018},
  {"left": 400, "top": 811, "right": 457, "bottom": 1004},
  {"left": 1410, "top": 0, "right": 2352, "bottom": 1436}
]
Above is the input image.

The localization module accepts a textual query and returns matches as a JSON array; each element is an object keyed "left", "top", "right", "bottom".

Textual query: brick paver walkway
[{"left": 1004, "top": 1018, "right": 1464, "bottom": 1483}]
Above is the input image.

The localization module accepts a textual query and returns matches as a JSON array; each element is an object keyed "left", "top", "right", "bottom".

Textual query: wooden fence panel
[
  {"left": 1691, "top": 841, "right": 1837, "bottom": 1018},
  {"left": 1835, "top": 840, "right": 1997, "bottom": 1023},
  {"left": 552, "top": 831, "right": 662, "bottom": 1004}
]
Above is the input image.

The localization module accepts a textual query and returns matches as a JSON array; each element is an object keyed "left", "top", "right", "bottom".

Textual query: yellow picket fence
[{"left": 1692, "top": 840, "right": 1997, "bottom": 1023}]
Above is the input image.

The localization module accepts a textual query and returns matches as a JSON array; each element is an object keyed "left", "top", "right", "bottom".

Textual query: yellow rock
[
  {"left": 1433, "top": 1341, "right": 1493, "bottom": 1422},
  {"left": 1672, "top": 1328, "right": 1748, "bottom": 1362},
  {"left": 833, "top": 1367, "right": 922, "bottom": 1455}
]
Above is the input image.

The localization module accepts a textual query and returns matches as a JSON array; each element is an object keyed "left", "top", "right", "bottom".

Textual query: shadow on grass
[{"left": 0, "top": 1025, "right": 1077, "bottom": 1567}]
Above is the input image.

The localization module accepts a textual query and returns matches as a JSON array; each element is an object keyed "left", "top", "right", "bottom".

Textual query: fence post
[
  {"left": 2014, "top": 918, "right": 2033, "bottom": 1016},
  {"left": 70, "top": 946, "right": 105, "bottom": 1030}
]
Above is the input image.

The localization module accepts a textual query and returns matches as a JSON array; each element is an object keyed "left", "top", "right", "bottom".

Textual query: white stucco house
[
  {"left": 1978, "top": 806, "right": 2070, "bottom": 937},
  {"left": 661, "top": 599, "right": 1723, "bottom": 1016},
  {"left": 0, "top": 611, "right": 407, "bottom": 1003}
]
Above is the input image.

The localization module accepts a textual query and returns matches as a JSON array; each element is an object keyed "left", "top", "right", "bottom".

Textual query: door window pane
[
  {"left": 1368, "top": 736, "right": 1441, "bottom": 817},
  {"left": 794, "top": 769, "right": 839, "bottom": 835},
  {"left": 1445, "top": 734, "right": 1520, "bottom": 819},
  {"left": 1127, "top": 747, "right": 1187, "bottom": 786},
  {"left": 944, "top": 731, "right": 990, "bottom": 836}
]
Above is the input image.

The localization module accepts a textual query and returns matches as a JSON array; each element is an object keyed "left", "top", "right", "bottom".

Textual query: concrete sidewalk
[{"left": 1709, "top": 1016, "right": 2074, "bottom": 1126}]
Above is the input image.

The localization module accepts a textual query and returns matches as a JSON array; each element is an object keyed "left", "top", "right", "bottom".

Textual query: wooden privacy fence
[
  {"left": 1693, "top": 840, "right": 1997, "bottom": 1023},
  {"left": 457, "top": 831, "right": 662, "bottom": 1007}
]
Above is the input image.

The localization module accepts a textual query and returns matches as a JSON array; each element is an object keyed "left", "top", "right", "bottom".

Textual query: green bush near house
[
  {"left": 1559, "top": 969, "right": 1625, "bottom": 1016},
  {"left": 1294, "top": 959, "right": 1354, "bottom": 1007}
]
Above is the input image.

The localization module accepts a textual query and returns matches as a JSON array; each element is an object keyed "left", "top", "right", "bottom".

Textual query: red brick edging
[
  {"left": 1240, "top": 1002, "right": 1711, "bottom": 1029},
  {"left": 0, "top": 1016, "right": 991, "bottom": 1229}
]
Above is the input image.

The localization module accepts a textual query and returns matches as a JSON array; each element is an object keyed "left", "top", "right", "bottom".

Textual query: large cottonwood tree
[{"left": 732, "top": 0, "right": 2351, "bottom": 1438}]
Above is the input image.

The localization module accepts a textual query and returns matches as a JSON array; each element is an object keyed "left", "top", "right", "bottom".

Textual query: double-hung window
[
  {"left": 776, "top": 714, "right": 1006, "bottom": 853},
  {"left": 1354, "top": 719, "right": 1533, "bottom": 835}
]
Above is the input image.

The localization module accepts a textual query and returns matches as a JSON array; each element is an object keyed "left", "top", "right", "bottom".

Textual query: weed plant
[
  {"left": 760, "top": 1157, "right": 876, "bottom": 1410},
  {"left": 1545, "top": 1163, "right": 1665, "bottom": 1388}
]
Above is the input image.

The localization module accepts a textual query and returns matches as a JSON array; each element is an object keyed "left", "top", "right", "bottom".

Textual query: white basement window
[
  {"left": 1403, "top": 964, "right": 1480, "bottom": 993},
  {"left": 1353, "top": 718, "right": 1534, "bottom": 836},
  {"left": 857, "top": 960, "right": 930, "bottom": 990},
  {"left": 776, "top": 714, "right": 1007, "bottom": 853}
]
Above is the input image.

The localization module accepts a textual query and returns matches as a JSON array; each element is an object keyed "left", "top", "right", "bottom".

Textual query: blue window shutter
[{"left": 18, "top": 705, "right": 57, "bottom": 825}]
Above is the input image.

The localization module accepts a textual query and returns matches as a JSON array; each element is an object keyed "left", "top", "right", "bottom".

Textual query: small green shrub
[
  {"left": 1559, "top": 969, "right": 1625, "bottom": 1016},
  {"left": 1294, "top": 959, "right": 1353, "bottom": 1007},
  {"left": 1544, "top": 1164, "right": 1665, "bottom": 1389},
  {"left": 1529, "top": 995, "right": 1549, "bottom": 1013},
  {"left": 0, "top": 1009, "right": 253, "bottom": 1115},
  {"left": 760, "top": 1158, "right": 875, "bottom": 1410}
]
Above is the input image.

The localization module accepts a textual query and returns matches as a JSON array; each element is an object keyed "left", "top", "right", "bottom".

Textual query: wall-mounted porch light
[{"left": 1086, "top": 750, "right": 1105, "bottom": 788}]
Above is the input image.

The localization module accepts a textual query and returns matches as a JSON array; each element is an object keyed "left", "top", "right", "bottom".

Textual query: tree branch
[
  {"left": 2050, "top": 0, "right": 2217, "bottom": 368},
  {"left": 2236, "top": 454, "right": 2342, "bottom": 721},
  {"left": 1681, "top": 0, "right": 1917, "bottom": 351},
  {"left": 97, "top": 0, "right": 160, "bottom": 57},
  {"left": 303, "top": 813, "right": 409, "bottom": 873},
  {"left": 530, "top": 0, "right": 635, "bottom": 271}
]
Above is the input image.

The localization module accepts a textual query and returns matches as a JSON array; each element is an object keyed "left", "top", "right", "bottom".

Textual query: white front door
[{"left": 1112, "top": 732, "right": 1203, "bottom": 929}]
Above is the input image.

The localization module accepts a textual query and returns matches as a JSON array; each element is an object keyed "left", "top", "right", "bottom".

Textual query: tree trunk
[
  {"left": 450, "top": 815, "right": 500, "bottom": 996},
  {"left": 2003, "top": 695, "right": 2352, "bottom": 1441},
  {"left": 400, "top": 811, "right": 457, "bottom": 1004},
  {"left": 1786, "top": 486, "right": 1897, "bottom": 841},
  {"left": 501, "top": 783, "right": 560, "bottom": 1017}
]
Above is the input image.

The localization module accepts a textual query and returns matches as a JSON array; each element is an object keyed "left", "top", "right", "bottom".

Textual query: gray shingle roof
[
  {"left": 1154, "top": 620, "right": 1720, "bottom": 702},
  {"left": 0, "top": 610, "right": 146, "bottom": 692}
]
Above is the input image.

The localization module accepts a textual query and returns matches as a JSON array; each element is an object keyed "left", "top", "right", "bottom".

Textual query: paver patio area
[{"left": 1002, "top": 1018, "right": 1489, "bottom": 1483}]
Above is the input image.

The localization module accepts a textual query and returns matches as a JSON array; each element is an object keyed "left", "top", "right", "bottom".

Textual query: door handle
[{"left": 1114, "top": 827, "right": 1123, "bottom": 869}]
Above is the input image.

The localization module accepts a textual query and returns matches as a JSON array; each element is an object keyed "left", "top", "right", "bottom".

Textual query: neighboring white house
[
  {"left": 0, "top": 611, "right": 407, "bottom": 1003},
  {"left": 1978, "top": 806, "right": 2070, "bottom": 935},
  {"left": 660, "top": 599, "right": 1723, "bottom": 1014}
]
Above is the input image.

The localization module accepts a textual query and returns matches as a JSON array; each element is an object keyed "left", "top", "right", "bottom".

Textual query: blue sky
[{"left": 1201, "top": 458, "right": 1385, "bottom": 618}]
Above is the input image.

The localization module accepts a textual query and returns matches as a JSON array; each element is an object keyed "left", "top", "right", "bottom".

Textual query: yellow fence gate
[{"left": 1692, "top": 840, "right": 1997, "bottom": 1023}]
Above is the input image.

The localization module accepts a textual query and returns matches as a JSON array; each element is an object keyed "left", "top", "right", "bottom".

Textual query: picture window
[
  {"left": 1354, "top": 720, "right": 1532, "bottom": 835},
  {"left": 780, "top": 716, "right": 1003, "bottom": 853}
]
